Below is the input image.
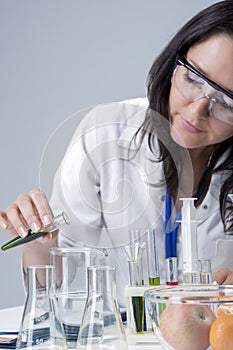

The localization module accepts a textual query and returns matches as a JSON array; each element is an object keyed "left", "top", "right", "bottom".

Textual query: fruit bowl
[{"left": 145, "top": 284, "right": 233, "bottom": 350}]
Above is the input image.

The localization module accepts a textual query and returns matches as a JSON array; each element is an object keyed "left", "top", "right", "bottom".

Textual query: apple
[{"left": 159, "top": 303, "right": 216, "bottom": 350}]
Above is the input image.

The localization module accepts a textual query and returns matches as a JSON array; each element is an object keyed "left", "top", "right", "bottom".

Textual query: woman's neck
[
  {"left": 174, "top": 146, "right": 214, "bottom": 203},
  {"left": 188, "top": 146, "right": 214, "bottom": 194}
]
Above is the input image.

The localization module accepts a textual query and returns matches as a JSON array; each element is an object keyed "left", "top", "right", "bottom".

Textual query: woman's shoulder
[
  {"left": 69, "top": 97, "right": 149, "bottom": 143},
  {"left": 86, "top": 97, "right": 148, "bottom": 124},
  {"left": 118, "top": 96, "right": 148, "bottom": 108}
]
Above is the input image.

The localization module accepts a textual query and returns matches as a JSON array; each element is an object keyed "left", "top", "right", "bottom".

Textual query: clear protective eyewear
[{"left": 173, "top": 54, "right": 233, "bottom": 125}]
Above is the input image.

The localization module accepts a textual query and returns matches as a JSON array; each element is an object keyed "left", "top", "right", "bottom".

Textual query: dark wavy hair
[{"left": 140, "top": 0, "right": 233, "bottom": 232}]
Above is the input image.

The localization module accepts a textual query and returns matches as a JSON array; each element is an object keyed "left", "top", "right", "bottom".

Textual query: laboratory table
[{"left": 0, "top": 305, "right": 162, "bottom": 350}]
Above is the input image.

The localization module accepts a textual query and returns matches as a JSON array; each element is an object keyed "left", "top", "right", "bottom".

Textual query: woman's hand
[
  {"left": 0, "top": 189, "right": 57, "bottom": 245},
  {"left": 213, "top": 268, "right": 233, "bottom": 285}
]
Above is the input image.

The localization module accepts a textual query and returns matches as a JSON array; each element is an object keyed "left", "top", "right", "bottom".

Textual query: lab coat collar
[{"left": 196, "top": 148, "right": 231, "bottom": 223}]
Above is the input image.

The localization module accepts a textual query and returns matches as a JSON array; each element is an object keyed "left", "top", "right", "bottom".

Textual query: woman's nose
[{"left": 189, "top": 94, "right": 211, "bottom": 118}]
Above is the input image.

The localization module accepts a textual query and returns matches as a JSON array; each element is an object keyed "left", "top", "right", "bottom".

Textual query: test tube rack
[{"left": 124, "top": 285, "right": 160, "bottom": 346}]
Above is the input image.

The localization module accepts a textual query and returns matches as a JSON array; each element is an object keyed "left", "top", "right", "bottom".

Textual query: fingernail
[
  {"left": 18, "top": 226, "right": 28, "bottom": 237},
  {"left": 0, "top": 221, "right": 7, "bottom": 230},
  {"left": 31, "top": 221, "right": 40, "bottom": 232},
  {"left": 42, "top": 215, "right": 51, "bottom": 226}
]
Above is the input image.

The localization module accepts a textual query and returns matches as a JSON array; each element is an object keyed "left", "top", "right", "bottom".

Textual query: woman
[{"left": 1, "top": 1, "right": 233, "bottom": 302}]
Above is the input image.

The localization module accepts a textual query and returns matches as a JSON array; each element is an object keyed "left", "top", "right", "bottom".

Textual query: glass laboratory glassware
[
  {"left": 198, "top": 259, "right": 212, "bottom": 284},
  {"left": 16, "top": 265, "right": 68, "bottom": 350},
  {"left": 1, "top": 212, "right": 70, "bottom": 251},
  {"left": 124, "top": 242, "right": 146, "bottom": 334},
  {"left": 179, "top": 198, "right": 200, "bottom": 284},
  {"left": 50, "top": 247, "right": 105, "bottom": 348},
  {"left": 77, "top": 265, "right": 125, "bottom": 349},
  {"left": 165, "top": 257, "right": 178, "bottom": 286},
  {"left": 146, "top": 229, "right": 160, "bottom": 286}
]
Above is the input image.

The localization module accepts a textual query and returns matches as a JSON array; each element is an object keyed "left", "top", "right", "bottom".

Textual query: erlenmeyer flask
[
  {"left": 77, "top": 266, "right": 125, "bottom": 349},
  {"left": 16, "top": 265, "right": 68, "bottom": 350},
  {"left": 50, "top": 247, "right": 105, "bottom": 348}
]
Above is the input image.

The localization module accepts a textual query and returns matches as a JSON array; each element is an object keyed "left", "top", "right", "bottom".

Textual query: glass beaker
[
  {"left": 16, "top": 265, "right": 68, "bottom": 350},
  {"left": 50, "top": 247, "right": 105, "bottom": 348},
  {"left": 77, "top": 265, "right": 125, "bottom": 349}
]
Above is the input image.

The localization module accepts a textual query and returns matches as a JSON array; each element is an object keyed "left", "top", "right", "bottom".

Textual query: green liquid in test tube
[
  {"left": 148, "top": 277, "right": 160, "bottom": 286},
  {"left": 124, "top": 242, "right": 145, "bottom": 334},
  {"left": 146, "top": 229, "right": 160, "bottom": 286}
]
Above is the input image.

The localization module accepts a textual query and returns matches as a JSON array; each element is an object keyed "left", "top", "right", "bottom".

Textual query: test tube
[
  {"left": 165, "top": 257, "right": 178, "bottom": 286},
  {"left": 146, "top": 229, "right": 160, "bottom": 286},
  {"left": 124, "top": 242, "right": 145, "bottom": 334},
  {"left": 179, "top": 198, "right": 200, "bottom": 284},
  {"left": 199, "top": 259, "right": 212, "bottom": 284},
  {"left": 45, "top": 212, "right": 70, "bottom": 232},
  {"left": 1, "top": 212, "right": 70, "bottom": 251}
]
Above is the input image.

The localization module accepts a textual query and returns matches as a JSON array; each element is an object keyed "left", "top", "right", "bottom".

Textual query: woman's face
[{"left": 169, "top": 33, "right": 233, "bottom": 149}]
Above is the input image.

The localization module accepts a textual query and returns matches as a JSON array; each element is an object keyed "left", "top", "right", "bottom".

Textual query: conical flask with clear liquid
[
  {"left": 77, "top": 265, "right": 125, "bottom": 349},
  {"left": 16, "top": 265, "right": 68, "bottom": 350}
]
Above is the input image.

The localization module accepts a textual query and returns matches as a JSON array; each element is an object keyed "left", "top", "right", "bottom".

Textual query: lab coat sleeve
[
  {"left": 49, "top": 99, "right": 163, "bottom": 248},
  {"left": 49, "top": 106, "right": 107, "bottom": 246},
  {"left": 48, "top": 101, "right": 145, "bottom": 248}
]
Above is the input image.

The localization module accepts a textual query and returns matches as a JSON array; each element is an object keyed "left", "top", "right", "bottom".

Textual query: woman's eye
[
  {"left": 216, "top": 94, "right": 233, "bottom": 111},
  {"left": 221, "top": 101, "right": 233, "bottom": 113},
  {"left": 184, "top": 70, "right": 204, "bottom": 86},
  {"left": 223, "top": 94, "right": 233, "bottom": 109}
]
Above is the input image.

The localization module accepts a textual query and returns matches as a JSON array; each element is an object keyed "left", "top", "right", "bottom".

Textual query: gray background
[{"left": 0, "top": 0, "right": 216, "bottom": 309}]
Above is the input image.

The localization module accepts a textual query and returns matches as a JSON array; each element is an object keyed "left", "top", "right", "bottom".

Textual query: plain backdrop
[{"left": 0, "top": 0, "right": 217, "bottom": 309}]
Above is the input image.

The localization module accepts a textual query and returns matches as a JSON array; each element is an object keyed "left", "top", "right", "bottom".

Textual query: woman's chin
[{"left": 170, "top": 128, "right": 201, "bottom": 150}]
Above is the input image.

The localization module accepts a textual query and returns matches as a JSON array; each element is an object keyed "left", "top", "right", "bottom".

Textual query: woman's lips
[{"left": 181, "top": 117, "right": 204, "bottom": 133}]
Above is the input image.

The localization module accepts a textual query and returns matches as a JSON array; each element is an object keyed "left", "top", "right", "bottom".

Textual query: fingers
[
  {"left": 29, "top": 189, "right": 53, "bottom": 227},
  {"left": 0, "top": 210, "right": 18, "bottom": 237},
  {"left": 0, "top": 211, "right": 8, "bottom": 230},
  {"left": 213, "top": 268, "right": 233, "bottom": 285},
  {"left": 39, "top": 229, "right": 59, "bottom": 243},
  {"left": 5, "top": 189, "right": 53, "bottom": 237}
]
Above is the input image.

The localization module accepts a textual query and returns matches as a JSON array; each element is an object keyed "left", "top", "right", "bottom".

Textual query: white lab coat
[{"left": 50, "top": 98, "right": 233, "bottom": 307}]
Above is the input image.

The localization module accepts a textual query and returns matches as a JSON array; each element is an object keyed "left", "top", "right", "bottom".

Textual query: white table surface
[
  {"left": 0, "top": 305, "right": 23, "bottom": 332},
  {"left": 0, "top": 306, "right": 162, "bottom": 349}
]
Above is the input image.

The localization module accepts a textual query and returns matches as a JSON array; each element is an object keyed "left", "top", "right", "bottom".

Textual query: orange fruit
[
  {"left": 209, "top": 315, "right": 233, "bottom": 350},
  {"left": 216, "top": 304, "right": 233, "bottom": 318}
]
